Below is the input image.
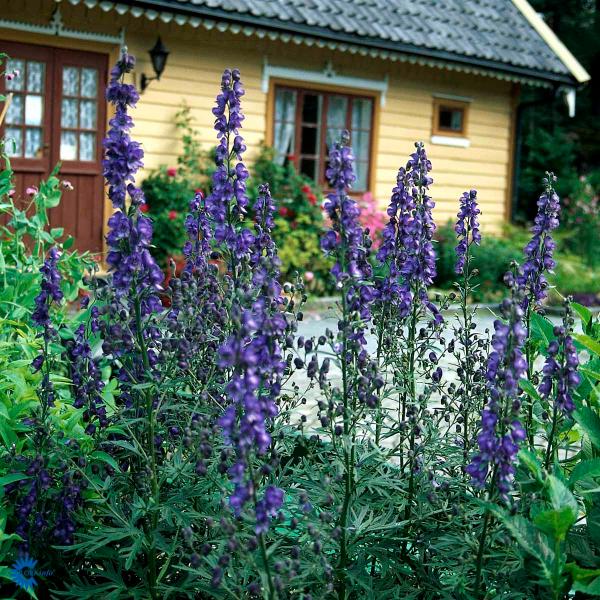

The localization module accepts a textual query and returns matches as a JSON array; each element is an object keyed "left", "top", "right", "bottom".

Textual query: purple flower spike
[
  {"left": 539, "top": 310, "right": 580, "bottom": 416},
  {"left": 32, "top": 247, "right": 63, "bottom": 333},
  {"left": 517, "top": 173, "right": 560, "bottom": 309},
  {"left": 454, "top": 189, "right": 481, "bottom": 275},
  {"left": 376, "top": 142, "right": 441, "bottom": 323},
  {"left": 103, "top": 49, "right": 163, "bottom": 309},
  {"left": 466, "top": 290, "right": 528, "bottom": 500}
]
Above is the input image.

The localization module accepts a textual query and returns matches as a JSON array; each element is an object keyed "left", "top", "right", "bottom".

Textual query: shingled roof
[{"left": 117, "top": 0, "right": 586, "bottom": 85}]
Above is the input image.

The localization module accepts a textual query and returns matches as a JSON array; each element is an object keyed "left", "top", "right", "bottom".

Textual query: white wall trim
[
  {"left": 430, "top": 135, "right": 471, "bottom": 148},
  {"left": 262, "top": 59, "right": 389, "bottom": 106},
  {"left": 432, "top": 93, "right": 473, "bottom": 103},
  {"left": 0, "top": 7, "right": 125, "bottom": 45}
]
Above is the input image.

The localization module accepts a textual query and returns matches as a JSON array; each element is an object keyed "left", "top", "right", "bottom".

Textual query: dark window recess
[
  {"left": 273, "top": 85, "right": 374, "bottom": 192},
  {"left": 439, "top": 107, "right": 463, "bottom": 131}
]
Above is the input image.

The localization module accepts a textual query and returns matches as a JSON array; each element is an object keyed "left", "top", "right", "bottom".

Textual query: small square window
[{"left": 433, "top": 98, "right": 469, "bottom": 137}]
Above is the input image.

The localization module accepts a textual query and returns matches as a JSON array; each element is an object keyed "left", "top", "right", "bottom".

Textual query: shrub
[{"left": 2, "top": 52, "right": 600, "bottom": 600}]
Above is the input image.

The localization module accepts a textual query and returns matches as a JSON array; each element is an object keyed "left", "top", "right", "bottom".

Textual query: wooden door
[{"left": 1, "top": 41, "right": 107, "bottom": 254}]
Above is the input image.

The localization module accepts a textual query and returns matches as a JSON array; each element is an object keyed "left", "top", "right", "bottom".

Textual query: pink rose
[
  {"left": 26, "top": 186, "right": 38, "bottom": 196},
  {"left": 61, "top": 180, "right": 74, "bottom": 191},
  {"left": 167, "top": 167, "right": 177, "bottom": 177},
  {"left": 304, "top": 271, "right": 315, "bottom": 282}
]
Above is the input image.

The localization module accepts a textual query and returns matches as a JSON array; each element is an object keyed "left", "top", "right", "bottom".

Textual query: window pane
[
  {"left": 302, "top": 93, "right": 322, "bottom": 124},
  {"left": 27, "top": 61, "right": 44, "bottom": 93},
  {"left": 79, "top": 133, "right": 95, "bottom": 161},
  {"left": 439, "top": 107, "right": 463, "bottom": 131},
  {"left": 352, "top": 99, "right": 372, "bottom": 130},
  {"left": 61, "top": 99, "right": 79, "bottom": 128},
  {"left": 299, "top": 157, "right": 317, "bottom": 181},
  {"left": 5, "top": 59, "right": 24, "bottom": 91},
  {"left": 81, "top": 68, "right": 98, "bottom": 98},
  {"left": 351, "top": 129, "right": 370, "bottom": 161},
  {"left": 275, "top": 88, "right": 297, "bottom": 122},
  {"left": 355, "top": 161, "right": 368, "bottom": 191},
  {"left": 60, "top": 131, "right": 77, "bottom": 160},
  {"left": 80, "top": 100, "right": 97, "bottom": 130},
  {"left": 274, "top": 89, "right": 297, "bottom": 165},
  {"left": 300, "top": 126, "right": 319, "bottom": 155},
  {"left": 62, "top": 67, "right": 80, "bottom": 97},
  {"left": 274, "top": 122, "right": 295, "bottom": 161},
  {"left": 6, "top": 94, "right": 23, "bottom": 125},
  {"left": 25, "top": 95, "right": 43, "bottom": 126},
  {"left": 327, "top": 96, "right": 348, "bottom": 129},
  {"left": 25, "top": 128, "right": 42, "bottom": 158},
  {"left": 5, "top": 128, "right": 23, "bottom": 157}
]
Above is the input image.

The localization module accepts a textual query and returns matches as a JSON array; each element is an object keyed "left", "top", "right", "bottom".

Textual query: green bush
[
  {"left": 248, "top": 146, "right": 334, "bottom": 293},
  {"left": 436, "top": 221, "right": 523, "bottom": 302},
  {"left": 141, "top": 104, "right": 211, "bottom": 267}
]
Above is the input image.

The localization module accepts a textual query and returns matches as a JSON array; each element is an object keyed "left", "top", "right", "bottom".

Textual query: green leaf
[
  {"left": 519, "top": 378, "right": 541, "bottom": 402},
  {"left": 569, "top": 458, "right": 600, "bottom": 488},
  {"left": 534, "top": 506, "right": 576, "bottom": 540},
  {"left": 573, "top": 302, "right": 593, "bottom": 330},
  {"left": 574, "top": 407, "right": 600, "bottom": 449},
  {"left": 519, "top": 448, "right": 544, "bottom": 482},
  {"left": 530, "top": 312, "right": 556, "bottom": 346},
  {"left": 90, "top": 451, "right": 120, "bottom": 472},
  {"left": 574, "top": 333, "right": 600, "bottom": 357},
  {"left": 489, "top": 506, "right": 555, "bottom": 585},
  {"left": 0, "top": 473, "right": 30, "bottom": 487}
]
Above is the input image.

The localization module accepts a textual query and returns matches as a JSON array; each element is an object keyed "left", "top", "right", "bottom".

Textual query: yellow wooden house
[{"left": 0, "top": 0, "right": 589, "bottom": 253}]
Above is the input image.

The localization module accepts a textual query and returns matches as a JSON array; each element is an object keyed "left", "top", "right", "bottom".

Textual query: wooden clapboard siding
[
  {"left": 2, "top": 0, "right": 518, "bottom": 238},
  {"left": 124, "top": 25, "right": 515, "bottom": 231}
]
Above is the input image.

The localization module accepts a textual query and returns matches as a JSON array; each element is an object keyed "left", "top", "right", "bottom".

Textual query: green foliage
[
  {"left": 248, "top": 145, "right": 334, "bottom": 293},
  {"left": 141, "top": 104, "right": 212, "bottom": 267},
  {"left": 436, "top": 221, "right": 523, "bottom": 302}
]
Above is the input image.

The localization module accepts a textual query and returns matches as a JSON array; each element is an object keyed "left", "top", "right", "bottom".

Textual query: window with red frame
[{"left": 272, "top": 85, "right": 374, "bottom": 192}]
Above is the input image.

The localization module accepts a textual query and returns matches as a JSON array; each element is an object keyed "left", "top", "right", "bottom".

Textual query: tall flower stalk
[
  {"left": 467, "top": 287, "right": 528, "bottom": 595},
  {"left": 321, "top": 130, "right": 377, "bottom": 597},
  {"left": 517, "top": 173, "right": 560, "bottom": 445},
  {"left": 539, "top": 299, "right": 580, "bottom": 470},
  {"left": 101, "top": 49, "right": 164, "bottom": 599},
  {"left": 454, "top": 190, "right": 482, "bottom": 466}
]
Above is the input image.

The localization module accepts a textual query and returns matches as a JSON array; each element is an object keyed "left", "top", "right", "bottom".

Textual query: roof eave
[{"left": 95, "top": 0, "right": 580, "bottom": 87}]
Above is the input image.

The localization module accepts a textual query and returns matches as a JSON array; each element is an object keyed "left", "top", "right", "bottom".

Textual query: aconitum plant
[{"left": 4, "top": 50, "right": 590, "bottom": 600}]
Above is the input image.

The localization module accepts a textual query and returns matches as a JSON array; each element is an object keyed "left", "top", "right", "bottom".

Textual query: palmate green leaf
[
  {"left": 569, "top": 458, "right": 600, "bottom": 488},
  {"left": 489, "top": 506, "right": 555, "bottom": 586}
]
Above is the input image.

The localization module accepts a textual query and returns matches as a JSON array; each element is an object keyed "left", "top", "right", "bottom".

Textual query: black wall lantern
[{"left": 141, "top": 37, "right": 170, "bottom": 92}]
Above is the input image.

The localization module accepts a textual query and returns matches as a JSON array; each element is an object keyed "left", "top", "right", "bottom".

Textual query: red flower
[
  {"left": 301, "top": 184, "right": 311, "bottom": 193},
  {"left": 286, "top": 154, "right": 296, "bottom": 162},
  {"left": 140, "top": 204, "right": 149, "bottom": 213},
  {"left": 307, "top": 193, "right": 317, "bottom": 206},
  {"left": 168, "top": 210, "right": 178, "bottom": 220},
  {"left": 279, "top": 206, "right": 289, "bottom": 217},
  {"left": 167, "top": 167, "right": 177, "bottom": 177},
  {"left": 195, "top": 188, "right": 204, "bottom": 198}
]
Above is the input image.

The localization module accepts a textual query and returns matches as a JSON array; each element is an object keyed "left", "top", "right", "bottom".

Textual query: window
[
  {"left": 5, "top": 57, "right": 46, "bottom": 158},
  {"left": 432, "top": 98, "right": 469, "bottom": 137},
  {"left": 273, "top": 85, "right": 374, "bottom": 191}
]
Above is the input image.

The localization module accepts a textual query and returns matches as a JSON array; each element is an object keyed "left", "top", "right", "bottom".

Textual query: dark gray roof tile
[{"left": 168, "top": 0, "right": 572, "bottom": 81}]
